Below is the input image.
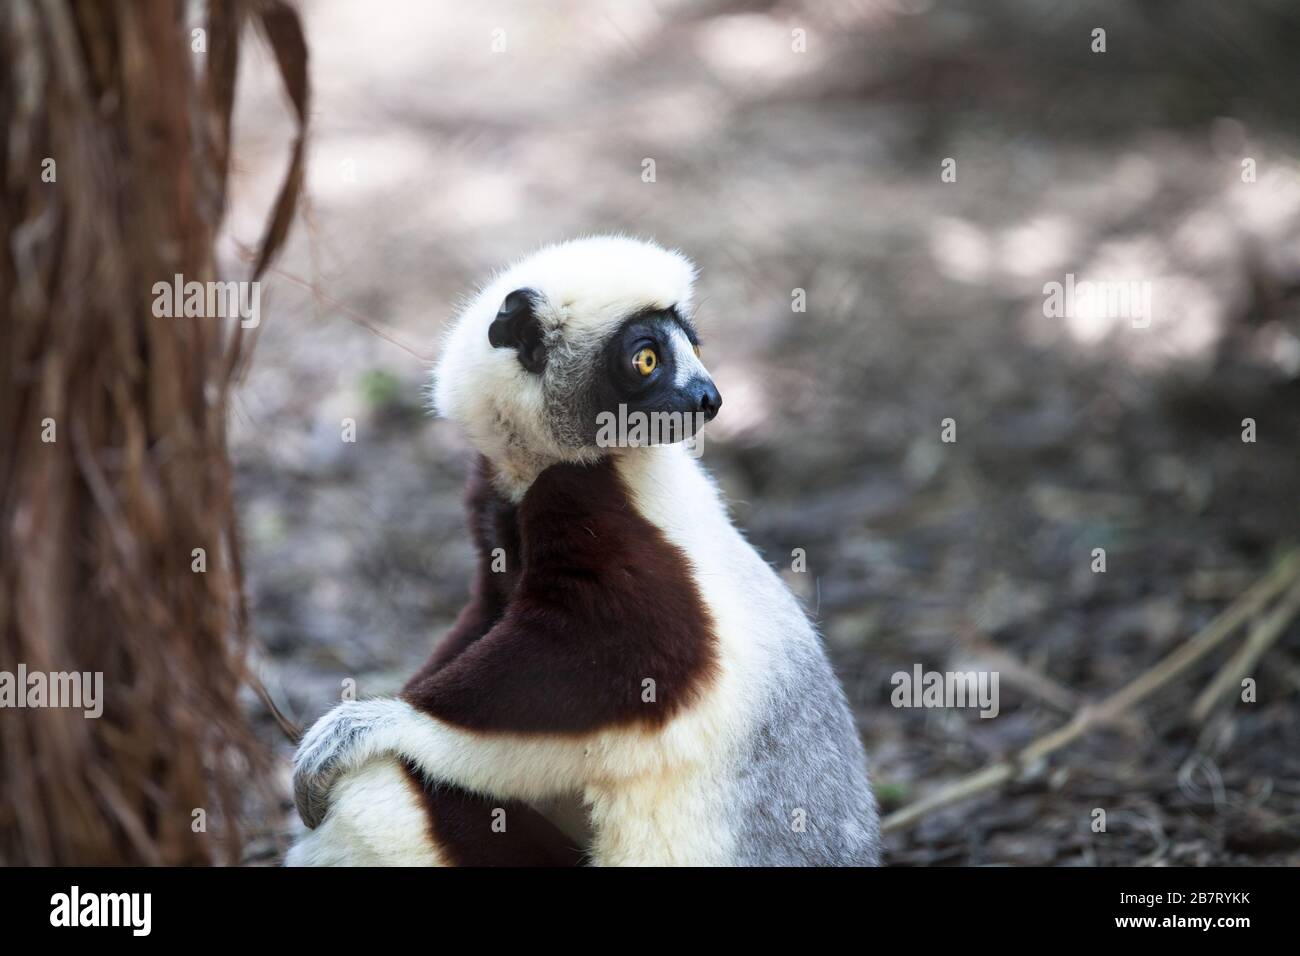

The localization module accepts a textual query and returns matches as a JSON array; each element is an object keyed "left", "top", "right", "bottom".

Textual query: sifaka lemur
[{"left": 287, "top": 236, "right": 881, "bottom": 866}]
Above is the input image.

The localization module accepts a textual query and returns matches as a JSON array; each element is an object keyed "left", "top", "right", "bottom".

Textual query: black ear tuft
[{"left": 488, "top": 288, "right": 547, "bottom": 373}]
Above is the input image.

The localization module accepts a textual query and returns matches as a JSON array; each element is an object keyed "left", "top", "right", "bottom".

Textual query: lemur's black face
[
  {"left": 588, "top": 309, "right": 720, "bottom": 433},
  {"left": 489, "top": 289, "right": 721, "bottom": 448}
]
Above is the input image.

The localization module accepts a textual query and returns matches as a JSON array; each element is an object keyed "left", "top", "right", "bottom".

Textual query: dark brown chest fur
[{"left": 402, "top": 454, "right": 718, "bottom": 735}]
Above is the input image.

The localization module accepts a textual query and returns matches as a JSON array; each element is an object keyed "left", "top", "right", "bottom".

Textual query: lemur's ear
[{"left": 488, "top": 288, "right": 547, "bottom": 374}]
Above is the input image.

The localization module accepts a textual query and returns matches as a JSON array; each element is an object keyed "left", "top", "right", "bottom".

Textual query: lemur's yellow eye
[
  {"left": 633, "top": 346, "right": 658, "bottom": 376},
  {"left": 693, "top": 344, "right": 701, "bottom": 358}
]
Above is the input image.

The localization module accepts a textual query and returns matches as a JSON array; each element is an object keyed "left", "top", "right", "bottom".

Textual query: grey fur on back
[{"left": 730, "top": 633, "right": 881, "bottom": 866}]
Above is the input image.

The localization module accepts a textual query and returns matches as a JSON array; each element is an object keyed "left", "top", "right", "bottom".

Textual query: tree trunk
[{"left": 0, "top": 0, "right": 306, "bottom": 865}]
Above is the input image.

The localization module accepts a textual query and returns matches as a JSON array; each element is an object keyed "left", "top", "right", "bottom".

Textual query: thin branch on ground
[
  {"left": 1191, "top": 579, "right": 1300, "bottom": 722},
  {"left": 882, "top": 549, "right": 1300, "bottom": 835}
]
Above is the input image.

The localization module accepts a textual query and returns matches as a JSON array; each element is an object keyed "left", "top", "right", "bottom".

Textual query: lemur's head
[{"left": 433, "top": 236, "right": 721, "bottom": 485}]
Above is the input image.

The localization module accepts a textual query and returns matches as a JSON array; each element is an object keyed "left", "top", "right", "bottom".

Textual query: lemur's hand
[{"left": 293, "top": 698, "right": 408, "bottom": 829}]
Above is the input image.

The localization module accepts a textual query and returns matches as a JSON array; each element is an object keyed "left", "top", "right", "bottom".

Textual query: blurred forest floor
[{"left": 224, "top": 0, "right": 1300, "bottom": 865}]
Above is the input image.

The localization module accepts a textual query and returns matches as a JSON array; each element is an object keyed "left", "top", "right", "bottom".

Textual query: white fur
[
  {"left": 665, "top": 324, "right": 707, "bottom": 388},
  {"left": 286, "top": 758, "right": 448, "bottom": 866}
]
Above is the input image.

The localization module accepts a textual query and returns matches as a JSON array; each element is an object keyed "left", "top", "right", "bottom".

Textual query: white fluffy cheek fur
[
  {"left": 432, "top": 320, "right": 504, "bottom": 430},
  {"left": 433, "top": 329, "right": 556, "bottom": 487},
  {"left": 284, "top": 757, "right": 449, "bottom": 867}
]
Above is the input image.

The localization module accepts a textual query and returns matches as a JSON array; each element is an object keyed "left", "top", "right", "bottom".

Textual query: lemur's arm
[{"left": 293, "top": 457, "right": 716, "bottom": 829}]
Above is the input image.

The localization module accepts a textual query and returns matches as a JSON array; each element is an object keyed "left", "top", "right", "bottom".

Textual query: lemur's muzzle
[{"left": 688, "top": 377, "right": 722, "bottom": 422}]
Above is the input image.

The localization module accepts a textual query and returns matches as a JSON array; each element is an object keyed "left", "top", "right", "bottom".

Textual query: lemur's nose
[{"left": 696, "top": 381, "right": 722, "bottom": 422}]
